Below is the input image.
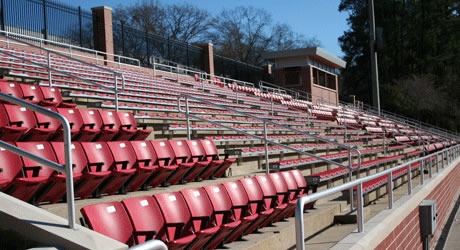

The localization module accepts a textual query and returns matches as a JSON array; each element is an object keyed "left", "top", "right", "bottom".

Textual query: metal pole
[
  {"left": 357, "top": 182, "right": 364, "bottom": 232},
  {"left": 263, "top": 121, "right": 269, "bottom": 174},
  {"left": 407, "top": 164, "right": 412, "bottom": 195},
  {"left": 78, "top": 6, "right": 83, "bottom": 47},
  {"left": 114, "top": 74, "right": 119, "bottom": 112},
  {"left": 368, "top": 0, "right": 380, "bottom": 115},
  {"left": 420, "top": 159, "right": 424, "bottom": 185},
  {"left": 0, "top": 0, "right": 5, "bottom": 31},
  {"left": 42, "top": 0, "right": 48, "bottom": 41},
  {"left": 387, "top": 171, "right": 393, "bottom": 209},
  {"left": 47, "top": 51, "right": 52, "bottom": 86},
  {"left": 185, "top": 97, "right": 191, "bottom": 140}
]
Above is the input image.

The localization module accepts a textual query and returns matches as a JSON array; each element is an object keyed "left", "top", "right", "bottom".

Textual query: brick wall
[{"left": 375, "top": 163, "right": 460, "bottom": 249}]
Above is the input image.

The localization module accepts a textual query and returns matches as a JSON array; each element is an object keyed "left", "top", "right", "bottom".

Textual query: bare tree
[
  {"left": 208, "top": 6, "right": 272, "bottom": 65},
  {"left": 165, "top": 4, "right": 211, "bottom": 42},
  {"left": 113, "top": 0, "right": 166, "bottom": 35},
  {"left": 269, "top": 23, "right": 321, "bottom": 51},
  {"left": 208, "top": 6, "right": 323, "bottom": 66}
]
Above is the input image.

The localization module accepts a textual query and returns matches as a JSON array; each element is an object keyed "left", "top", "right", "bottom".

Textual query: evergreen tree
[{"left": 339, "top": 0, "right": 460, "bottom": 132}]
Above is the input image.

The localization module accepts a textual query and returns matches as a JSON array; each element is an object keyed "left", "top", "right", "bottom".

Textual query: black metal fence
[
  {"left": 214, "top": 54, "right": 268, "bottom": 83},
  {"left": 0, "top": 0, "right": 93, "bottom": 49},
  {"left": 0, "top": 0, "right": 268, "bottom": 84},
  {"left": 112, "top": 22, "right": 203, "bottom": 69}
]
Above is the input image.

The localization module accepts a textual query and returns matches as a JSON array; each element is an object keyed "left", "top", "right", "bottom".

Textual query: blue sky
[{"left": 61, "top": 0, "right": 349, "bottom": 57}]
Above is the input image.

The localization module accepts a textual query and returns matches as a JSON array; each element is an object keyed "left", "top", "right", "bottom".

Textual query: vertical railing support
[
  {"left": 263, "top": 121, "right": 269, "bottom": 174},
  {"left": 47, "top": 51, "right": 52, "bottom": 86},
  {"left": 407, "top": 164, "right": 412, "bottom": 195},
  {"left": 357, "top": 182, "right": 364, "bottom": 232},
  {"left": 387, "top": 171, "right": 393, "bottom": 209},
  {"left": 185, "top": 97, "right": 191, "bottom": 140},
  {"left": 420, "top": 159, "right": 425, "bottom": 185}
]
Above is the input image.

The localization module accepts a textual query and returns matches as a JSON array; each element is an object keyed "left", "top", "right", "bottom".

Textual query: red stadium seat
[
  {"left": 0, "top": 145, "right": 24, "bottom": 191},
  {"left": 169, "top": 140, "right": 207, "bottom": 183},
  {"left": 106, "top": 141, "right": 139, "bottom": 193},
  {"left": 253, "top": 175, "right": 288, "bottom": 227},
  {"left": 184, "top": 140, "right": 212, "bottom": 181},
  {"left": 38, "top": 85, "right": 77, "bottom": 108},
  {"left": 202, "top": 185, "right": 242, "bottom": 249},
  {"left": 280, "top": 170, "right": 306, "bottom": 201},
  {"left": 117, "top": 111, "right": 152, "bottom": 140},
  {"left": 199, "top": 139, "right": 236, "bottom": 179},
  {"left": 0, "top": 81, "right": 24, "bottom": 101},
  {"left": 19, "top": 83, "right": 50, "bottom": 106},
  {"left": 0, "top": 104, "right": 28, "bottom": 141},
  {"left": 128, "top": 141, "right": 165, "bottom": 190},
  {"left": 221, "top": 181, "right": 259, "bottom": 242},
  {"left": 2, "top": 104, "right": 55, "bottom": 141},
  {"left": 180, "top": 188, "right": 222, "bottom": 249},
  {"left": 33, "top": 106, "right": 61, "bottom": 141},
  {"left": 80, "top": 201, "right": 135, "bottom": 246},
  {"left": 81, "top": 142, "right": 135, "bottom": 197},
  {"left": 36, "top": 142, "right": 86, "bottom": 204},
  {"left": 78, "top": 109, "right": 117, "bottom": 141},
  {"left": 98, "top": 110, "right": 136, "bottom": 141},
  {"left": 239, "top": 177, "right": 275, "bottom": 234},
  {"left": 76, "top": 142, "right": 112, "bottom": 198},
  {"left": 268, "top": 172, "right": 298, "bottom": 219},
  {"left": 149, "top": 140, "right": 181, "bottom": 186},
  {"left": 10, "top": 142, "right": 56, "bottom": 203},
  {"left": 153, "top": 192, "right": 198, "bottom": 250},
  {"left": 290, "top": 169, "right": 315, "bottom": 209},
  {"left": 122, "top": 196, "right": 168, "bottom": 245},
  {"left": 56, "top": 108, "right": 98, "bottom": 141}
]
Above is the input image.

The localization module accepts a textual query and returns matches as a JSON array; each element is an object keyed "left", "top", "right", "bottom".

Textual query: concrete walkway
[{"left": 441, "top": 198, "right": 460, "bottom": 250}]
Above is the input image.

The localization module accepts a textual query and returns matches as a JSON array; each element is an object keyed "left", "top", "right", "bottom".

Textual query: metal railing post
[
  {"left": 47, "top": 51, "right": 52, "bottom": 86},
  {"left": 407, "top": 164, "right": 412, "bottom": 195},
  {"left": 114, "top": 74, "right": 119, "bottom": 112},
  {"left": 387, "top": 171, "right": 393, "bottom": 209},
  {"left": 436, "top": 154, "right": 439, "bottom": 173},
  {"left": 348, "top": 150, "right": 354, "bottom": 210},
  {"left": 185, "top": 97, "right": 191, "bottom": 140},
  {"left": 428, "top": 157, "right": 432, "bottom": 178},
  {"left": 420, "top": 159, "right": 424, "bottom": 185},
  {"left": 357, "top": 182, "right": 364, "bottom": 232},
  {"left": 263, "top": 121, "right": 269, "bottom": 174}
]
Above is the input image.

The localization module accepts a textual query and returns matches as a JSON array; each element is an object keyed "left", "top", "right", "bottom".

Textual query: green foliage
[{"left": 339, "top": 0, "right": 460, "bottom": 132}]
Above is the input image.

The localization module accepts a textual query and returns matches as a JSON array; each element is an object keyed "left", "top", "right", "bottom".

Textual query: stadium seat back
[
  {"left": 80, "top": 202, "right": 135, "bottom": 246},
  {"left": 122, "top": 196, "right": 167, "bottom": 244}
]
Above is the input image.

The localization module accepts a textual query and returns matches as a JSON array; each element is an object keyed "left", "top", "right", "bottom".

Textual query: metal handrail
[
  {"left": 177, "top": 94, "right": 362, "bottom": 173},
  {"left": 359, "top": 102, "right": 460, "bottom": 141},
  {"left": 0, "top": 93, "right": 74, "bottom": 229},
  {"left": 0, "top": 30, "right": 140, "bottom": 69},
  {"left": 128, "top": 239, "right": 168, "bottom": 250},
  {"left": 0, "top": 35, "right": 126, "bottom": 111},
  {"left": 295, "top": 144, "right": 459, "bottom": 250}
]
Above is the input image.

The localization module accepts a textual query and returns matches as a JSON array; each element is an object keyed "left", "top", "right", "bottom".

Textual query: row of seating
[
  {"left": 0, "top": 79, "right": 76, "bottom": 108},
  {"left": 0, "top": 139, "right": 234, "bottom": 204},
  {"left": 80, "top": 169, "right": 314, "bottom": 249},
  {"left": 0, "top": 103, "right": 151, "bottom": 142}
]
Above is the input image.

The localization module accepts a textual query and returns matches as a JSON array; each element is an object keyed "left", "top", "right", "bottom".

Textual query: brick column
[
  {"left": 92, "top": 6, "right": 114, "bottom": 64},
  {"left": 200, "top": 43, "right": 214, "bottom": 77}
]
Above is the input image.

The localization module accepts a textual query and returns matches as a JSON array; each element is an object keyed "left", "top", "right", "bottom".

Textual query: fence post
[
  {"left": 357, "top": 182, "right": 364, "bottom": 232},
  {"left": 387, "top": 171, "right": 393, "bottom": 209},
  {"left": 263, "top": 121, "right": 269, "bottom": 174},
  {"left": 42, "top": 0, "right": 48, "bottom": 41},
  {"left": 78, "top": 6, "right": 83, "bottom": 47},
  {"left": 0, "top": 0, "right": 5, "bottom": 31}
]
